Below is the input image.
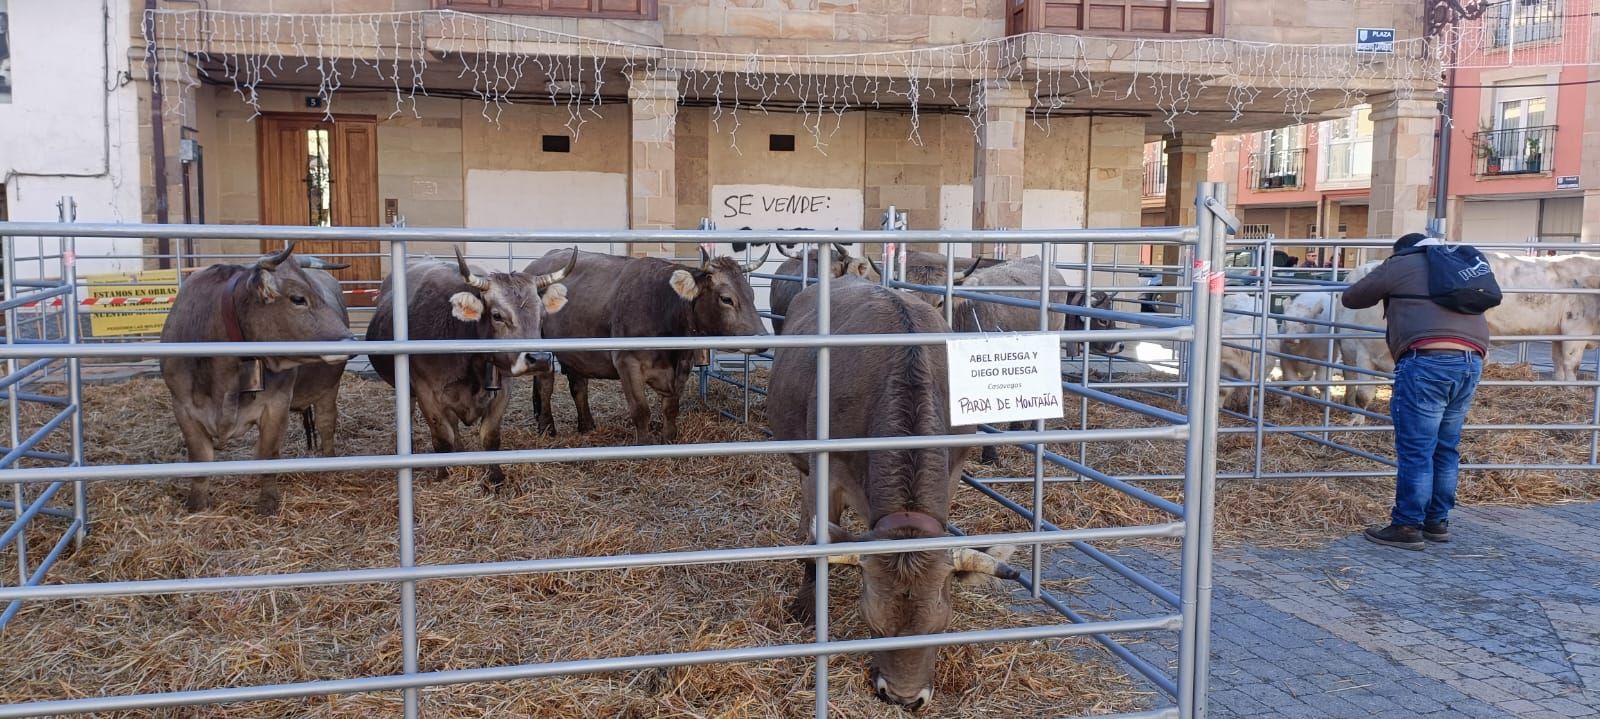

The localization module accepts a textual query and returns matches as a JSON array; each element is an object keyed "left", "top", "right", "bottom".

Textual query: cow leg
[
  {"left": 568, "top": 373, "right": 596, "bottom": 434},
  {"left": 653, "top": 368, "right": 686, "bottom": 444},
  {"left": 531, "top": 367, "right": 556, "bottom": 436},
  {"left": 479, "top": 387, "right": 512, "bottom": 490},
  {"left": 414, "top": 394, "right": 459, "bottom": 483},
  {"left": 1553, "top": 341, "right": 1585, "bottom": 382},
  {"left": 312, "top": 392, "right": 339, "bottom": 457},
  {"left": 253, "top": 398, "right": 292, "bottom": 516},
  {"left": 788, "top": 457, "right": 849, "bottom": 625},
  {"left": 616, "top": 357, "right": 655, "bottom": 444},
  {"left": 174, "top": 412, "right": 218, "bottom": 513}
]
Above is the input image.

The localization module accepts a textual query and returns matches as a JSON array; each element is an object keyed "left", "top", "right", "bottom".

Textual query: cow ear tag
[
  {"left": 542, "top": 283, "right": 569, "bottom": 314},
  {"left": 669, "top": 270, "right": 700, "bottom": 300},
  {"left": 450, "top": 292, "right": 484, "bottom": 322}
]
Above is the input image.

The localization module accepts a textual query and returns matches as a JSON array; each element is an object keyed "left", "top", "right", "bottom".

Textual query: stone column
[
  {"left": 971, "top": 81, "right": 1029, "bottom": 259},
  {"left": 627, "top": 68, "right": 681, "bottom": 257},
  {"left": 1369, "top": 93, "right": 1439, "bottom": 239},
  {"left": 1162, "top": 132, "right": 1216, "bottom": 227}
]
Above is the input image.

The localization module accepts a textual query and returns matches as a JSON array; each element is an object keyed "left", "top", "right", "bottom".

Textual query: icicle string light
[{"left": 145, "top": 8, "right": 1442, "bottom": 145}]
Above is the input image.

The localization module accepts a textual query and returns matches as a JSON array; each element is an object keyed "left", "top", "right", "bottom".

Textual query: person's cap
[{"left": 1394, "top": 232, "right": 1433, "bottom": 252}]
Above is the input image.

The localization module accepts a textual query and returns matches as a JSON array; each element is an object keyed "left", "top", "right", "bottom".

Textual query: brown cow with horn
[
  {"left": 160, "top": 244, "right": 354, "bottom": 515},
  {"left": 526, "top": 246, "right": 770, "bottom": 443},
  {"left": 366, "top": 247, "right": 576, "bottom": 488},
  {"left": 768, "top": 274, "right": 1018, "bottom": 711}
]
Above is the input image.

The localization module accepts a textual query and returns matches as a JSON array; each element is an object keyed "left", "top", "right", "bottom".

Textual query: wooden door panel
[{"left": 258, "top": 115, "right": 382, "bottom": 297}]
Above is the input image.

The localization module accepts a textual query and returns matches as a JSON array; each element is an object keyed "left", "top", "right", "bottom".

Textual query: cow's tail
[{"left": 301, "top": 407, "right": 318, "bottom": 453}]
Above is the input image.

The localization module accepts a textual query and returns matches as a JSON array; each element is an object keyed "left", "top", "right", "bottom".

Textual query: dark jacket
[{"left": 1341, "top": 252, "right": 1491, "bottom": 361}]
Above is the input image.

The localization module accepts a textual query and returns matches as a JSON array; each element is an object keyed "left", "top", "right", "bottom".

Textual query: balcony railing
[
  {"left": 1008, "top": 0, "right": 1218, "bottom": 36},
  {"left": 432, "top": 0, "right": 657, "bottom": 21},
  {"left": 1484, "top": 0, "right": 1563, "bottom": 48},
  {"left": 1143, "top": 158, "right": 1168, "bottom": 198},
  {"left": 1250, "top": 149, "right": 1307, "bottom": 191},
  {"left": 1473, "top": 125, "right": 1557, "bottom": 176}
]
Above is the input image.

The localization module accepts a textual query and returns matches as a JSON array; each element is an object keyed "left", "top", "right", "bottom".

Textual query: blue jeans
[{"left": 1389, "top": 351, "right": 1483, "bottom": 527}]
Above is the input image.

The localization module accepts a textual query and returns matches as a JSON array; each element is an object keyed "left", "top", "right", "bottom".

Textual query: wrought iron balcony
[
  {"left": 1249, "top": 149, "right": 1306, "bottom": 191},
  {"left": 1143, "top": 158, "right": 1168, "bottom": 198},
  {"left": 1008, "top": 0, "right": 1218, "bottom": 36},
  {"left": 1484, "top": 0, "right": 1563, "bottom": 48},
  {"left": 1472, "top": 125, "right": 1556, "bottom": 177}
]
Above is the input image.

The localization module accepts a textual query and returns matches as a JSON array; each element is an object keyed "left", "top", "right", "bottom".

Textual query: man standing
[{"left": 1340, "top": 233, "right": 1491, "bottom": 550}]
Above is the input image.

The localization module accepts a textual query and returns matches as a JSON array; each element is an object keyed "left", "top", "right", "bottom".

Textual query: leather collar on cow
[
  {"left": 872, "top": 511, "right": 947, "bottom": 538},
  {"left": 221, "top": 270, "right": 250, "bottom": 343}
]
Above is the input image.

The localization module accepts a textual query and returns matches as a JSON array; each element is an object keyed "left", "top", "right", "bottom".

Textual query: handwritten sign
[
  {"left": 946, "top": 334, "right": 1063, "bottom": 426},
  {"left": 711, "top": 184, "right": 863, "bottom": 230}
]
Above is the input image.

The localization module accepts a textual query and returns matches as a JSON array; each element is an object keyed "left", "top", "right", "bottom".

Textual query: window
[
  {"left": 1486, "top": 0, "right": 1562, "bottom": 48},
  {"left": 1322, "top": 106, "right": 1373, "bottom": 184},
  {"left": 1474, "top": 85, "right": 1554, "bottom": 176},
  {"left": 1251, "top": 127, "right": 1306, "bottom": 190}
]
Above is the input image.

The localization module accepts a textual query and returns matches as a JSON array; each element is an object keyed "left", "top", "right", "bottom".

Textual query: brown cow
[
  {"left": 526, "top": 247, "right": 769, "bottom": 443},
  {"left": 160, "top": 245, "right": 354, "bottom": 515},
  {"left": 947, "top": 257, "right": 1123, "bottom": 464},
  {"left": 864, "top": 251, "right": 987, "bottom": 304},
  {"left": 768, "top": 275, "right": 1017, "bottom": 710},
  {"left": 366, "top": 248, "right": 575, "bottom": 487},
  {"left": 769, "top": 243, "right": 869, "bottom": 335}
]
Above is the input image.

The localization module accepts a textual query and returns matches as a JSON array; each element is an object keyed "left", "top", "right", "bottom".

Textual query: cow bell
[
  {"left": 484, "top": 364, "right": 501, "bottom": 394},
  {"left": 240, "top": 358, "right": 265, "bottom": 394}
]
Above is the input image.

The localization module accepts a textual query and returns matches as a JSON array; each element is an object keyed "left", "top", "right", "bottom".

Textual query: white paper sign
[
  {"left": 946, "top": 334, "right": 1064, "bottom": 426},
  {"left": 711, "top": 184, "right": 864, "bottom": 230}
]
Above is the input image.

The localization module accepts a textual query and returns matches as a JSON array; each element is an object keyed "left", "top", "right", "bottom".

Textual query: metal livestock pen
[{"left": 0, "top": 185, "right": 1234, "bottom": 718}]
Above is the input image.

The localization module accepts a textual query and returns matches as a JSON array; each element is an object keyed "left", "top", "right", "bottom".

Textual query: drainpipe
[
  {"left": 1430, "top": 46, "right": 1459, "bottom": 239},
  {"left": 144, "top": 0, "right": 171, "bottom": 267}
]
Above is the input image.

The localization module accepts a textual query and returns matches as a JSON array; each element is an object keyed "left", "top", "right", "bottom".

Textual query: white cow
[
  {"left": 1279, "top": 291, "right": 1335, "bottom": 398},
  {"left": 1482, "top": 252, "right": 1600, "bottom": 381},
  {"left": 1219, "top": 292, "right": 1278, "bottom": 412},
  {"left": 1333, "top": 261, "right": 1392, "bottom": 414}
]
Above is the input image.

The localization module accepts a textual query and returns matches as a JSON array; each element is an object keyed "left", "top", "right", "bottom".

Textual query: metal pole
[
  {"left": 1193, "top": 183, "right": 1227, "bottom": 716},
  {"left": 1177, "top": 182, "right": 1223, "bottom": 719},
  {"left": 4, "top": 230, "right": 27, "bottom": 584},
  {"left": 944, "top": 250, "right": 955, "bottom": 326},
  {"left": 1032, "top": 238, "right": 1050, "bottom": 600},
  {"left": 390, "top": 240, "right": 420, "bottom": 719},
  {"left": 1253, "top": 237, "right": 1274, "bottom": 479},
  {"left": 813, "top": 239, "right": 833, "bottom": 719},
  {"left": 62, "top": 225, "right": 87, "bottom": 549},
  {"left": 1081, "top": 243, "right": 1095, "bottom": 469}
]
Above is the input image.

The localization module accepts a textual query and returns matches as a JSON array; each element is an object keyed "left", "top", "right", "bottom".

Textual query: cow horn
[
  {"left": 741, "top": 245, "right": 773, "bottom": 273},
  {"left": 865, "top": 254, "right": 882, "bottom": 278},
  {"left": 775, "top": 244, "right": 802, "bottom": 259},
  {"left": 257, "top": 242, "right": 296, "bottom": 271},
  {"left": 454, "top": 246, "right": 490, "bottom": 291},
  {"left": 957, "top": 255, "right": 984, "bottom": 283},
  {"left": 699, "top": 246, "right": 713, "bottom": 271},
  {"left": 296, "top": 255, "right": 350, "bottom": 271},
  {"left": 535, "top": 248, "right": 578, "bottom": 291},
  {"left": 832, "top": 243, "right": 852, "bottom": 258},
  {"left": 950, "top": 547, "right": 1020, "bottom": 579}
]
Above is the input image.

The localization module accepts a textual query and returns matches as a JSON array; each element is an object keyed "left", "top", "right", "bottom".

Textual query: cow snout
[
  {"left": 523, "top": 351, "right": 555, "bottom": 373},
  {"left": 1102, "top": 342, "right": 1125, "bottom": 356},
  {"left": 871, "top": 668, "right": 933, "bottom": 711}
]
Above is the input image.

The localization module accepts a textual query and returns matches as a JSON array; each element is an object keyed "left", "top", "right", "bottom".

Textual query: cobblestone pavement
[{"left": 1039, "top": 501, "right": 1600, "bottom": 718}]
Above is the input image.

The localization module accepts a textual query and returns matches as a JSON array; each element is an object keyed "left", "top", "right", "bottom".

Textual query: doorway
[{"left": 257, "top": 114, "right": 381, "bottom": 299}]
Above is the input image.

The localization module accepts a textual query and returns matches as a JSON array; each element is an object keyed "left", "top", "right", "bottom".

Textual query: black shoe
[
  {"left": 1422, "top": 520, "right": 1451, "bottom": 543},
  {"left": 1364, "top": 523, "right": 1425, "bottom": 551}
]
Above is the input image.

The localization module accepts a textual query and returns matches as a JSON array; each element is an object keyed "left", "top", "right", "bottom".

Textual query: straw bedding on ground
[
  {"left": 0, "top": 374, "right": 1146, "bottom": 718},
  {"left": 2, "top": 359, "right": 1595, "bottom": 716}
]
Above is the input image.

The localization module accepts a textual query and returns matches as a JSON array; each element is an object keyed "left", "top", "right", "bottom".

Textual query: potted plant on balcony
[
  {"left": 1524, "top": 136, "right": 1543, "bottom": 174},
  {"left": 1473, "top": 122, "right": 1502, "bottom": 175}
]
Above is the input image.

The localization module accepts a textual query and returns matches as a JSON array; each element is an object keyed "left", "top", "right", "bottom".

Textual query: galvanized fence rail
[{"left": 0, "top": 185, "right": 1229, "bottom": 719}]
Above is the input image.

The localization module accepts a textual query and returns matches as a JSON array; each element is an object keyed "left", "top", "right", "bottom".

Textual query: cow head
[
  {"left": 239, "top": 243, "right": 354, "bottom": 370},
  {"left": 824, "top": 513, "right": 1018, "bottom": 710},
  {"left": 451, "top": 246, "right": 574, "bottom": 376},
  {"left": 779, "top": 243, "right": 870, "bottom": 280},
  {"left": 865, "top": 254, "right": 984, "bottom": 308},
  {"left": 1081, "top": 290, "right": 1124, "bottom": 356},
  {"left": 669, "top": 247, "right": 771, "bottom": 353}
]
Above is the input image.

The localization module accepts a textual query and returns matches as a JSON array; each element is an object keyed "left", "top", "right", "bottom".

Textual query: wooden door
[{"left": 258, "top": 114, "right": 382, "bottom": 304}]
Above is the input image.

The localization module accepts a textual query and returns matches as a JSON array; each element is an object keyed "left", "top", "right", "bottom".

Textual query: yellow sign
[{"left": 84, "top": 269, "right": 181, "bottom": 338}]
